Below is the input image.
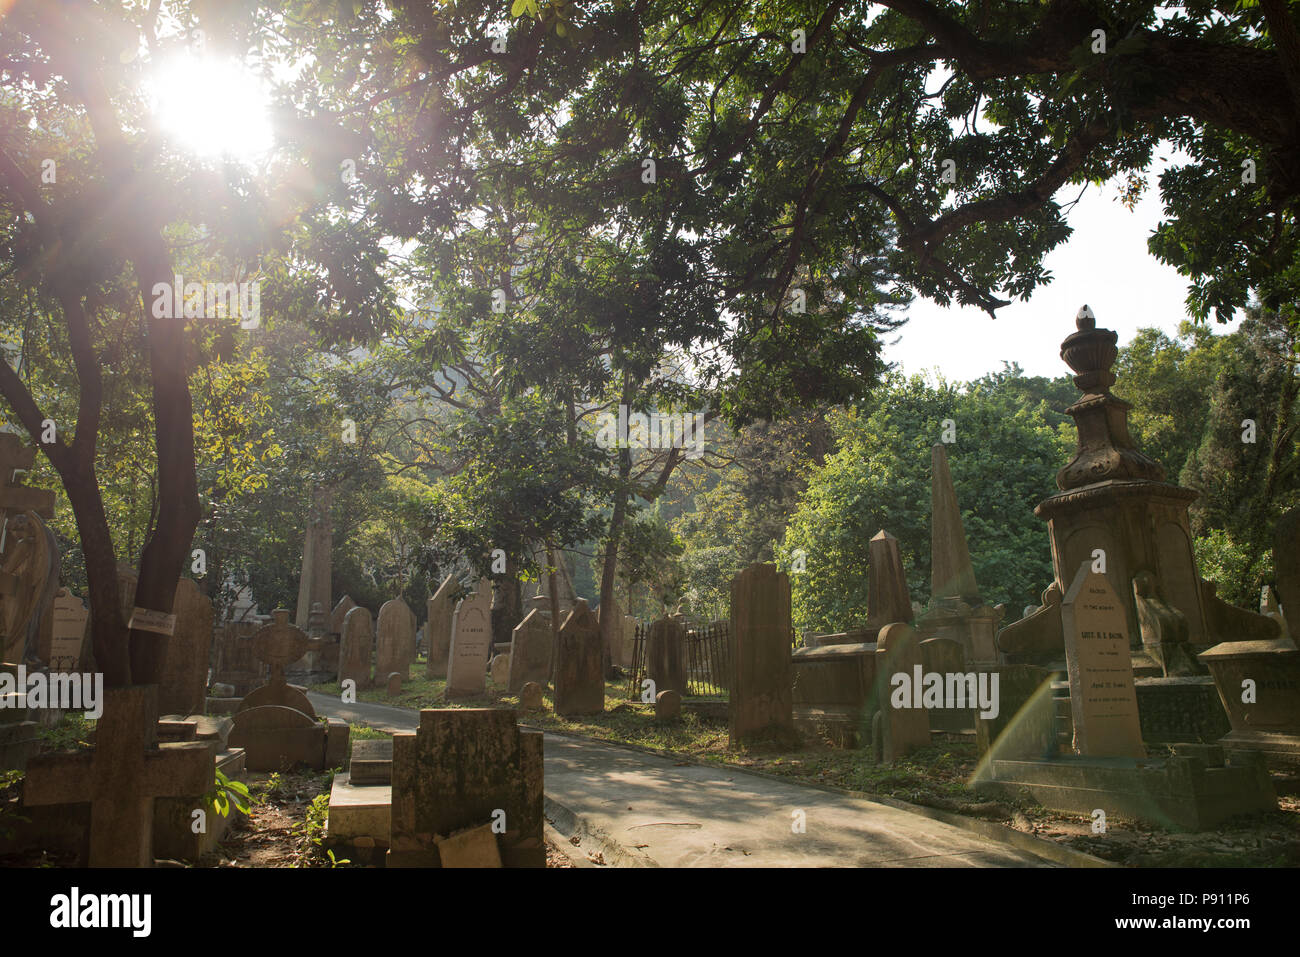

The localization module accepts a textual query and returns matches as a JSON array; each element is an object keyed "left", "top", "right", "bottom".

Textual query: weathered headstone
[
  {"left": 228, "top": 610, "right": 349, "bottom": 771},
  {"left": 507, "top": 609, "right": 553, "bottom": 694},
  {"left": 425, "top": 574, "right": 457, "bottom": 678},
  {"left": 873, "top": 622, "right": 931, "bottom": 761},
  {"left": 519, "top": 681, "right": 544, "bottom": 711},
  {"left": 329, "top": 595, "right": 356, "bottom": 636},
  {"left": 157, "top": 578, "right": 213, "bottom": 717},
  {"left": 386, "top": 672, "right": 403, "bottom": 697},
  {"left": 377, "top": 598, "right": 416, "bottom": 679},
  {"left": 388, "top": 708, "right": 543, "bottom": 868},
  {"left": 446, "top": 584, "right": 492, "bottom": 699},
  {"left": 553, "top": 600, "right": 604, "bottom": 716},
  {"left": 919, "top": 636, "right": 971, "bottom": 732},
  {"left": 46, "top": 588, "right": 89, "bottom": 673},
  {"left": 647, "top": 616, "right": 687, "bottom": 696},
  {"left": 490, "top": 654, "right": 510, "bottom": 687},
  {"left": 339, "top": 606, "right": 373, "bottom": 690},
  {"left": 1061, "top": 562, "right": 1145, "bottom": 758},
  {"left": 729, "top": 564, "right": 795, "bottom": 748},
  {"left": 1133, "top": 570, "right": 1203, "bottom": 676},
  {"left": 655, "top": 689, "right": 681, "bottom": 721}
]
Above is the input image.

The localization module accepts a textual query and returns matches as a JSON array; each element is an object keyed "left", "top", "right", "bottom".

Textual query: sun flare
[{"left": 146, "top": 55, "right": 274, "bottom": 164}]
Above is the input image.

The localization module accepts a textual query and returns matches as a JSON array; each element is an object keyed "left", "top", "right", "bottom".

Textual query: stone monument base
[
  {"left": 1215, "top": 729, "right": 1300, "bottom": 769},
  {"left": 975, "top": 746, "right": 1276, "bottom": 831}
]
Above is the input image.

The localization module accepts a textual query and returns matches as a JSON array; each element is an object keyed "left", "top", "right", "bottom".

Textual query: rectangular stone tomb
[
  {"left": 975, "top": 747, "right": 1276, "bottom": 831},
  {"left": 791, "top": 641, "right": 875, "bottom": 747},
  {"left": 152, "top": 716, "right": 248, "bottom": 861},
  {"left": 349, "top": 738, "right": 393, "bottom": 786},
  {"left": 1199, "top": 639, "right": 1300, "bottom": 768}
]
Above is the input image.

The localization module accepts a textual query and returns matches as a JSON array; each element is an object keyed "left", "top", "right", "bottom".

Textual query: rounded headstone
[
  {"left": 386, "top": 672, "right": 403, "bottom": 697},
  {"left": 490, "top": 654, "right": 510, "bottom": 687},
  {"left": 520, "top": 681, "right": 544, "bottom": 711},
  {"left": 655, "top": 689, "right": 681, "bottom": 721},
  {"left": 210, "top": 682, "right": 235, "bottom": 698}
]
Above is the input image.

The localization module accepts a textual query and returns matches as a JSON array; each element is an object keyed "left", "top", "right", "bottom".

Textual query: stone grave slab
[{"left": 507, "top": 609, "right": 552, "bottom": 693}]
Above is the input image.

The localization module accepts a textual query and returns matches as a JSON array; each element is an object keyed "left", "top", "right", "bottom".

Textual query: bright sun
[{"left": 146, "top": 55, "right": 275, "bottom": 164}]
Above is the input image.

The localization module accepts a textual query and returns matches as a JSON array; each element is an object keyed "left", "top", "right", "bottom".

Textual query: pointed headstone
[
  {"left": 930, "top": 444, "right": 979, "bottom": 602},
  {"left": 507, "top": 609, "right": 553, "bottom": 694},
  {"left": 157, "top": 578, "right": 213, "bottom": 716},
  {"left": 1061, "top": 561, "right": 1145, "bottom": 758},
  {"left": 425, "top": 574, "right": 457, "bottom": 678},
  {"left": 329, "top": 595, "right": 356, "bottom": 635},
  {"left": 867, "top": 529, "right": 912, "bottom": 629}
]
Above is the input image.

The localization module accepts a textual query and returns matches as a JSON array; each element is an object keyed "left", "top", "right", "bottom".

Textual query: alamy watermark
[
  {"left": 890, "top": 666, "right": 1000, "bottom": 719},
  {"left": 594, "top": 405, "right": 706, "bottom": 458},
  {"left": 151, "top": 274, "right": 260, "bottom": 329},
  {"left": 0, "top": 665, "right": 103, "bottom": 719}
]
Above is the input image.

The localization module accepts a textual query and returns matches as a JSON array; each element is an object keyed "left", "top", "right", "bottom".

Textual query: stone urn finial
[{"left": 1060, "top": 305, "right": 1118, "bottom": 393}]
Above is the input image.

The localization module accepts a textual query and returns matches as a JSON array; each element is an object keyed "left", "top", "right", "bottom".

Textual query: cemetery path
[{"left": 308, "top": 694, "right": 1058, "bottom": 868}]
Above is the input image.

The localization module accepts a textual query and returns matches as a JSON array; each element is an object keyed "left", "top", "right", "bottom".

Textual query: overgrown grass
[{"left": 37, "top": 713, "right": 94, "bottom": 752}]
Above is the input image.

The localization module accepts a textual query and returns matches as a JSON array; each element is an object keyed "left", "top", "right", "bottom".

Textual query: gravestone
[
  {"left": 339, "top": 606, "right": 373, "bottom": 690},
  {"left": 729, "top": 564, "right": 795, "bottom": 747},
  {"left": 507, "top": 609, "right": 553, "bottom": 694},
  {"left": 1260, "top": 585, "right": 1289, "bottom": 639},
  {"left": 376, "top": 598, "right": 416, "bottom": 679},
  {"left": 919, "top": 636, "right": 972, "bottom": 732},
  {"left": 228, "top": 610, "right": 349, "bottom": 771},
  {"left": 425, "top": 574, "right": 457, "bottom": 678},
  {"left": 387, "top": 708, "right": 544, "bottom": 868},
  {"left": 519, "top": 681, "right": 544, "bottom": 711},
  {"left": 329, "top": 595, "right": 356, "bottom": 636},
  {"left": 1199, "top": 638, "right": 1300, "bottom": 768},
  {"left": 867, "top": 529, "right": 913, "bottom": 632},
  {"left": 23, "top": 685, "right": 212, "bottom": 866},
  {"left": 0, "top": 510, "right": 57, "bottom": 664},
  {"left": 386, "top": 672, "right": 403, "bottom": 697},
  {"left": 873, "top": 622, "right": 931, "bottom": 761},
  {"left": 490, "top": 654, "right": 510, "bottom": 687},
  {"left": 647, "top": 616, "right": 687, "bottom": 697},
  {"left": 45, "top": 588, "right": 89, "bottom": 673},
  {"left": 1061, "top": 562, "right": 1145, "bottom": 758},
  {"left": 446, "top": 584, "right": 492, "bottom": 699},
  {"left": 157, "top": 578, "right": 213, "bottom": 717},
  {"left": 553, "top": 600, "right": 604, "bottom": 716},
  {"left": 655, "top": 689, "right": 681, "bottom": 721}
]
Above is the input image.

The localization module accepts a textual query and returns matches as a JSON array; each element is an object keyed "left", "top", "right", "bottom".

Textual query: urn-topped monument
[{"left": 999, "top": 306, "right": 1279, "bottom": 665}]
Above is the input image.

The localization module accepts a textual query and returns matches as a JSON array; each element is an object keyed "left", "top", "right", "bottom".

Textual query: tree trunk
[{"left": 599, "top": 445, "right": 632, "bottom": 676}]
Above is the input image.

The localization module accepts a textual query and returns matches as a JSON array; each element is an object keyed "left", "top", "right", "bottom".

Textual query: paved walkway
[{"left": 307, "top": 693, "right": 1056, "bottom": 868}]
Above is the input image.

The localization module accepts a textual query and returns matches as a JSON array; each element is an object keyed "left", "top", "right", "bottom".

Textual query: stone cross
[
  {"left": 22, "top": 685, "right": 212, "bottom": 866},
  {"left": 252, "top": 609, "right": 318, "bottom": 687}
]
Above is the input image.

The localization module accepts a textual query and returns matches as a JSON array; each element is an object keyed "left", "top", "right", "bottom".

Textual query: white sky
[{"left": 883, "top": 160, "right": 1243, "bottom": 382}]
